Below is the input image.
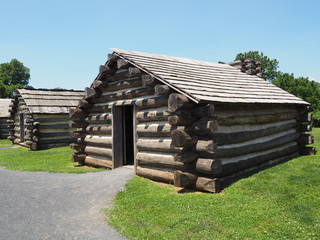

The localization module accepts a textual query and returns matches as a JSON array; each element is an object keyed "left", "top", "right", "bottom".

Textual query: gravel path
[{"left": 0, "top": 166, "right": 134, "bottom": 240}]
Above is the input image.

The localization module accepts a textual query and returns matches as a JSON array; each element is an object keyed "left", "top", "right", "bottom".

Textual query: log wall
[
  {"left": 0, "top": 117, "right": 9, "bottom": 139},
  {"left": 71, "top": 53, "right": 314, "bottom": 193}
]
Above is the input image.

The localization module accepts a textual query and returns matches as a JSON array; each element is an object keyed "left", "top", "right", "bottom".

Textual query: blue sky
[{"left": 1, "top": 0, "right": 319, "bottom": 90}]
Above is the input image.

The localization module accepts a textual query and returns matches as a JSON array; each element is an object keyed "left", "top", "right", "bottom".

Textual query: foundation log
[
  {"left": 85, "top": 146, "right": 112, "bottom": 158},
  {"left": 299, "top": 146, "right": 316, "bottom": 155},
  {"left": 174, "top": 170, "right": 197, "bottom": 187},
  {"left": 168, "top": 93, "right": 196, "bottom": 112},
  {"left": 72, "top": 153, "right": 86, "bottom": 163},
  {"left": 136, "top": 166, "right": 174, "bottom": 183},
  {"left": 191, "top": 177, "right": 220, "bottom": 193},
  {"left": 84, "top": 156, "right": 112, "bottom": 168},
  {"left": 194, "top": 158, "right": 222, "bottom": 175}
]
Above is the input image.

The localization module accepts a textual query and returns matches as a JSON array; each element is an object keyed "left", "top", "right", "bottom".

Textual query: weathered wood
[
  {"left": 70, "top": 142, "right": 86, "bottom": 150},
  {"left": 85, "top": 146, "right": 112, "bottom": 158},
  {"left": 194, "top": 158, "right": 222, "bottom": 175},
  {"left": 72, "top": 153, "right": 86, "bottom": 163},
  {"left": 168, "top": 112, "right": 196, "bottom": 126},
  {"left": 299, "top": 146, "right": 316, "bottom": 155},
  {"left": 142, "top": 74, "right": 157, "bottom": 87},
  {"left": 154, "top": 84, "right": 172, "bottom": 96},
  {"left": 209, "top": 129, "right": 300, "bottom": 158},
  {"left": 103, "top": 77, "right": 142, "bottom": 92},
  {"left": 134, "top": 96, "right": 168, "bottom": 110},
  {"left": 70, "top": 130, "right": 86, "bottom": 139},
  {"left": 99, "top": 65, "right": 115, "bottom": 76},
  {"left": 108, "top": 67, "right": 141, "bottom": 82},
  {"left": 33, "top": 122, "right": 40, "bottom": 127},
  {"left": 84, "top": 156, "right": 112, "bottom": 168},
  {"left": 92, "top": 80, "right": 106, "bottom": 90},
  {"left": 86, "top": 104, "right": 110, "bottom": 113},
  {"left": 92, "top": 87, "right": 154, "bottom": 104},
  {"left": 137, "top": 122, "right": 178, "bottom": 137},
  {"left": 78, "top": 99, "right": 92, "bottom": 109},
  {"left": 173, "top": 151, "right": 198, "bottom": 163},
  {"left": 190, "top": 104, "right": 216, "bottom": 118},
  {"left": 174, "top": 170, "right": 197, "bottom": 187},
  {"left": 86, "top": 125, "right": 112, "bottom": 135},
  {"left": 32, "top": 128, "right": 39, "bottom": 134},
  {"left": 32, "top": 136, "right": 39, "bottom": 142},
  {"left": 136, "top": 108, "right": 170, "bottom": 122},
  {"left": 297, "top": 113, "right": 312, "bottom": 123},
  {"left": 38, "top": 123, "right": 69, "bottom": 129},
  {"left": 136, "top": 138, "right": 183, "bottom": 153},
  {"left": 211, "top": 119, "right": 297, "bottom": 145},
  {"left": 136, "top": 166, "right": 174, "bottom": 183},
  {"left": 85, "top": 87, "right": 101, "bottom": 100},
  {"left": 69, "top": 120, "right": 88, "bottom": 128},
  {"left": 84, "top": 135, "right": 112, "bottom": 147},
  {"left": 7, "top": 136, "right": 15, "bottom": 141},
  {"left": 191, "top": 177, "right": 220, "bottom": 193},
  {"left": 168, "top": 93, "right": 196, "bottom": 112},
  {"left": 196, "top": 140, "right": 217, "bottom": 154},
  {"left": 296, "top": 124, "right": 312, "bottom": 132},
  {"left": 188, "top": 120, "right": 219, "bottom": 135},
  {"left": 86, "top": 113, "right": 112, "bottom": 124},
  {"left": 69, "top": 108, "right": 87, "bottom": 119},
  {"left": 117, "top": 59, "right": 130, "bottom": 70},
  {"left": 297, "top": 133, "right": 314, "bottom": 145},
  {"left": 171, "top": 129, "right": 197, "bottom": 148},
  {"left": 137, "top": 152, "right": 184, "bottom": 170}
]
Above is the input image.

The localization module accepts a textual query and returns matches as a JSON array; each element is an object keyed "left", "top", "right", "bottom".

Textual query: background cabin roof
[
  {"left": 0, "top": 99, "right": 12, "bottom": 118},
  {"left": 111, "top": 49, "right": 309, "bottom": 105},
  {"left": 18, "top": 89, "right": 84, "bottom": 114}
]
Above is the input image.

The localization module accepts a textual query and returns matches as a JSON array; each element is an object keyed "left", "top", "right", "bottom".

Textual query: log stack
[{"left": 228, "top": 59, "right": 263, "bottom": 78}]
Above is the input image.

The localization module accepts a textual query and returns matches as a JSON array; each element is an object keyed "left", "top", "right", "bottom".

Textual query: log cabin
[
  {"left": 70, "top": 49, "right": 314, "bottom": 192},
  {"left": 8, "top": 89, "right": 84, "bottom": 150},
  {"left": 0, "top": 99, "right": 12, "bottom": 139}
]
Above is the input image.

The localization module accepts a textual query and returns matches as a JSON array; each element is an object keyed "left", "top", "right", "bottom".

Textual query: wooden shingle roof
[
  {"left": 18, "top": 89, "right": 84, "bottom": 114},
  {"left": 112, "top": 49, "right": 308, "bottom": 105},
  {"left": 0, "top": 99, "right": 11, "bottom": 118}
]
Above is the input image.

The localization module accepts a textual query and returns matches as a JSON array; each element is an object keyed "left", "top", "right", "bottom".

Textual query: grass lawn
[
  {"left": 0, "top": 141, "right": 104, "bottom": 173},
  {"left": 107, "top": 128, "right": 320, "bottom": 239},
  {"left": 0, "top": 139, "right": 14, "bottom": 148}
]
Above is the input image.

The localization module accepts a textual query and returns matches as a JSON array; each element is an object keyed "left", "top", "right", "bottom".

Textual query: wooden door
[{"left": 19, "top": 113, "right": 25, "bottom": 142}]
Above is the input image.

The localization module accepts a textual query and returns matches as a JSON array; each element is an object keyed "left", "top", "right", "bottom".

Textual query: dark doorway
[
  {"left": 19, "top": 113, "right": 25, "bottom": 142},
  {"left": 112, "top": 105, "right": 135, "bottom": 168}
]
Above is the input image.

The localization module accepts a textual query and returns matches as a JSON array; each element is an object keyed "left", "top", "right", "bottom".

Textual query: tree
[
  {"left": 0, "top": 59, "right": 30, "bottom": 98},
  {"left": 235, "top": 51, "right": 279, "bottom": 82}
]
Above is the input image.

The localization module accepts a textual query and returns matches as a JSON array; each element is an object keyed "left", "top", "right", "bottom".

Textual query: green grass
[
  {"left": 0, "top": 144, "right": 104, "bottom": 173},
  {"left": 0, "top": 139, "right": 14, "bottom": 148},
  {"left": 107, "top": 129, "right": 320, "bottom": 240}
]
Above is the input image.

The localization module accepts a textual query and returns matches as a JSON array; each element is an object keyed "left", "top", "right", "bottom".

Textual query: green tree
[
  {"left": 0, "top": 59, "right": 30, "bottom": 98},
  {"left": 235, "top": 51, "right": 279, "bottom": 82}
]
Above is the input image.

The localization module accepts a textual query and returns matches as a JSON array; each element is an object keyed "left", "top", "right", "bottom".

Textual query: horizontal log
[
  {"left": 134, "top": 96, "right": 168, "bottom": 110},
  {"left": 85, "top": 87, "right": 101, "bottom": 100},
  {"left": 39, "top": 123, "right": 69, "bottom": 129},
  {"left": 142, "top": 75, "right": 158, "bottom": 87},
  {"left": 86, "top": 104, "right": 110, "bottom": 113},
  {"left": 86, "top": 125, "right": 112, "bottom": 135},
  {"left": 85, "top": 146, "right": 112, "bottom": 158},
  {"left": 108, "top": 67, "right": 141, "bottom": 82},
  {"left": 78, "top": 99, "right": 92, "bottom": 110},
  {"left": 210, "top": 129, "right": 300, "bottom": 158},
  {"left": 211, "top": 119, "right": 297, "bottom": 145},
  {"left": 299, "top": 146, "right": 316, "bottom": 155},
  {"left": 195, "top": 140, "right": 217, "bottom": 154},
  {"left": 84, "top": 135, "right": 112, "bottom": 147},
  {"left": 69, "top": 108, "right": 87, "bottom": 119},
  {"left": 171, "top": 130, "right": 197, "bottom": 148},
  {"left": 174, "top": 151, "right": 199, "bottom": 163},
  {"left": 296, "top": 124, "right": 312, "bottom": 132},
  {"left": 168, "top": 112, "right": 196, "bottom": 126},
  {"left": 190, "top": 104, "right": 216, "bottom": 118},
  {"left": 69, "top": 120, "right": 88, "bottom": 128},
  {"left": 92, "top": 80, "right": 106, "bottom": 91},
  {"left": 174, "top": 170, "right": 197, "bottom": 187},
  {"left": 137, "top": 122, "right": 179, "bottom": 137},
  {"left": 154, "top": 84, "right": 172, "bottom": 96},
  {"left": 136, "top": 166, "right": 174, "bottom": 183},
  {"left": 216, "top": 111, "right": 297, "bottom": 126},
  {"left": 72, "top": 153, "right": 86, "bottom": 163},
  {"left": 70, "top": 142, "right": 86, "bottom": 150},
  {"left": 38, "top": 138, "right": 73, "bottom": 145},
  {"left": 219, "top": 142, "right": 299, "bottom": 177},
  {"left": 7, "top": 136, "right": 15, "bottom": 141},
  {"left": 136, "top": 107, "right": 169, "bottom": 122},
  {"left": 99, "top": 65, "right": 115, "bottom": 76},
  {"left": 188, "top": 120, "right": 219, "bottom": 135},
  {"left": 194, "top": 158, "right": 222, "bottom": 175},
  {"left": 297, "top": 113, "right": 312, "bottom": 123},
  {"left": 6, "top": 119, "right": 15, "bottom": 124},
  {"left": 91, "top": 87, "right": 154, "bottom": 104},
  {"left": 84, "top": 156, "right": 112, "bottom": 168},
  {"left": 137, "top": 152, "right": 184, "bottom": 170},
  {"left": 102, "top": 77, "right": 142, "bottom": 92},
  {"left": 191, "top": 177, "right": 220, "bottom": 193},
  {"left": 86, "top": 113, "right": 112, "bottom": 124},
  {"left": 70, "top": 130, "right": 86, "bottom": 139},
  {"left": 136, "top": 138, "right": 183, "bottom": 153},
  {"left": 168, "top": 93, "right": 196, "bottom": 112},
  {"left": 297, "top": 133, "right": 314, "bottom": 145}
]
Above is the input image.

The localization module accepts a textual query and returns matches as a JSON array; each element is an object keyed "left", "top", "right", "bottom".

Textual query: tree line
[{"left": 235, "top": 51, "right": 320, "bottom": 127}]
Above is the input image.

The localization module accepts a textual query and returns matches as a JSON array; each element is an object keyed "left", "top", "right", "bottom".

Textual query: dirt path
[{"left": 0, "top": 166, "right": 134, "bottom": 240}]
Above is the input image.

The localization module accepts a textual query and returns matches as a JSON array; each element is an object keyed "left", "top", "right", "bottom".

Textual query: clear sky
[{"left": 1, "top": 0, "right": 319, "bottom": 90}]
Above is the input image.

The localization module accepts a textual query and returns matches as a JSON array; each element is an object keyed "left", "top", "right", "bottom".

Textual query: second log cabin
[
  {"left": 0, "top": 99, "right": 12, "bottom": 139},
  {"left": 70, "top": 49, "right": 314, "bottom": 193}
]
